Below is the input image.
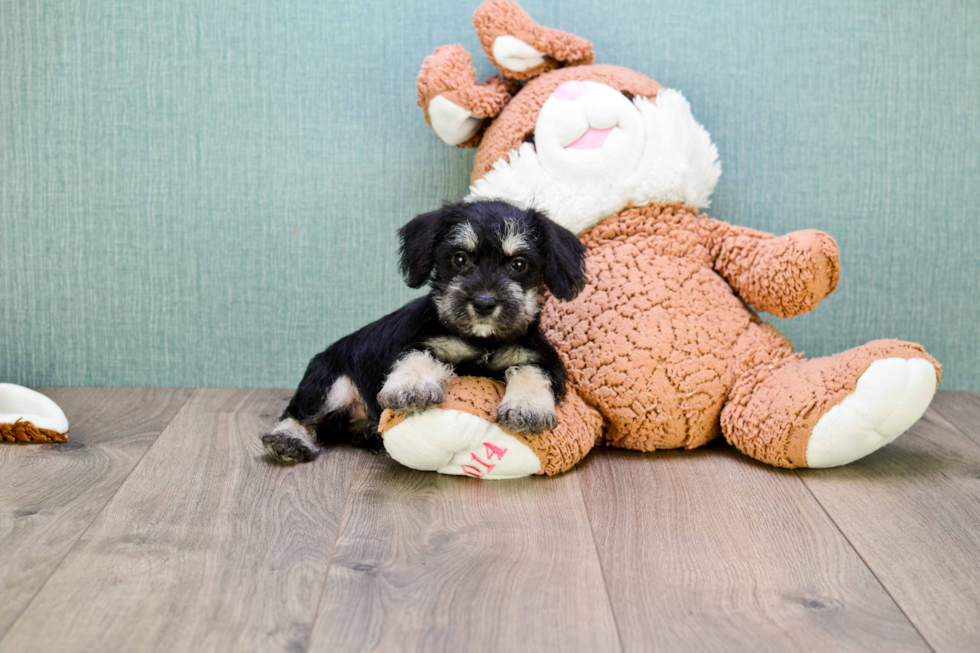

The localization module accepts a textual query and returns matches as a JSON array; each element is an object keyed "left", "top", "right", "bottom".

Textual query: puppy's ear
[
  {"left": 398, "top": 204, "right": 455, "bottom": 288},
  {"left": 532, "top": 209, "right": 587, "bottom": 301}
]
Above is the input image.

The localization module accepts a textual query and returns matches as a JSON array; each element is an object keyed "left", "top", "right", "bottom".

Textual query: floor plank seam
[
  {"left": 576, "top": 471, "right": 629, "bottom": 653},
  {"left": 301, "top": 453, "right": 362, "bottom": 653},
  {"left": 929, "top": 401, "right": 980, "bottom": 451},
  {"left": 793, "top": 471, "right": 936, "bottom": 653},
  {"left": 0, "top": 388, "right": 197, "bottom": 648}
]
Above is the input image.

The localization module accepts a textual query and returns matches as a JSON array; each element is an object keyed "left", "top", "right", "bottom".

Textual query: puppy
[{"left": 261, "top": 199, "right": 587, "bottom": 464}]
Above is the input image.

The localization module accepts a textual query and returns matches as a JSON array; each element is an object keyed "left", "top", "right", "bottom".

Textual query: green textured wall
[{"left": 1, "top": 0, "right": 977, "bottom": 389}]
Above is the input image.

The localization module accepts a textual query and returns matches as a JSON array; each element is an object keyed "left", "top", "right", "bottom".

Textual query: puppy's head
[{"left": 398, "top": 199, "right": 586, "bottom": 339}]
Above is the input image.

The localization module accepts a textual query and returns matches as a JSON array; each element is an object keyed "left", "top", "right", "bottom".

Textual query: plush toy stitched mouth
[{"left": 565, "top": 126, "right": 615, "bottom": 150}]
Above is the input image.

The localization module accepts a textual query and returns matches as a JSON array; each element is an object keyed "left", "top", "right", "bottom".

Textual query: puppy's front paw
[
  {"left": 379, "top": 351, "right": 453, "bottom": 415},
  {"left": 378, "top": 381, "right": 446, "bottom": 414},
  {"left": 496, "top": 401, "right": 558, "bottom": 435}
]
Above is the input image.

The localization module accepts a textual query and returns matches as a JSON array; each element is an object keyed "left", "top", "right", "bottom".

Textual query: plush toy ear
[
  {"left": 473, "top": 0, "right": 595, "bottom": 81},
  {"left": 417, "top": 45, "right": 518, "bottom": 148},
  {"left": 398, "top": 204, "right": 458, "bottom": 288},
  {"left": 530, "top": 209, "right": 587, "bottom": 301}
]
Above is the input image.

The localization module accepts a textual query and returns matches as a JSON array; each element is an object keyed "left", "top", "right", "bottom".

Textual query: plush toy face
[
  {"left": 469, "top": 72, "right": 722, "bottom": 234},
  {"left": 535, "top": 81, "right": 646, "bottom": 183},
  {"left": 416, "top": 1, "right": 722, "bottom": 235}
]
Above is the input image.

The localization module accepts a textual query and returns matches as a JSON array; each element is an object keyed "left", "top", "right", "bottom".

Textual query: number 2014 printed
[{"left": 461, "top": 442, "right": 508, "bottom": 478}]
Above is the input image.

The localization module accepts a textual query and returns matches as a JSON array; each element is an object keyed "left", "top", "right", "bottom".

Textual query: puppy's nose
[{"left": 471, "top": 294, "right": 498, "bottom": 317}]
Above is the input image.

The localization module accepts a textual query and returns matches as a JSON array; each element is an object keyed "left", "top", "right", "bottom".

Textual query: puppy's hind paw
[
  {"left": 262, "top": 430, "right": 319, "bottom": 464},
  {"left": 496, "top": 402, "right": 558, "bottom": 435}
]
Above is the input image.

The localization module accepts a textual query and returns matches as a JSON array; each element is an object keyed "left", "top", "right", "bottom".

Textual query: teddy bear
[{"left": 377, "top": 0, "right": 940, "bottom": 479}]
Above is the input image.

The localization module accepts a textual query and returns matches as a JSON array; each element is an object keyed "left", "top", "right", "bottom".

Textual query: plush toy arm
[{"left": 705, "top": 219, "right": 840, "bottom": 318}]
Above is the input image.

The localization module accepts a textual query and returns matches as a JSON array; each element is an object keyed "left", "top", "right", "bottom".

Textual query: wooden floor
[{"left": 1, "top": 389, "right": 979, "bottom": 652}]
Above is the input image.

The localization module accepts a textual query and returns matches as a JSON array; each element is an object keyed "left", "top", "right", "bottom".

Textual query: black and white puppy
[{"left": 261, "top": 199, "right": 587, "bottom": 464}]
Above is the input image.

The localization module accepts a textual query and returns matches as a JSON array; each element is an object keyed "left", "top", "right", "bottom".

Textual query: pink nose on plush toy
[{"left": 554, "top": 80, "right": 587, "bottom": 101}]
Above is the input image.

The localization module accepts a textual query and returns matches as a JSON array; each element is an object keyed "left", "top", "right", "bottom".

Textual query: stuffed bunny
[{"left": 378, "top": 0, "right": 939, "bottom": 478}]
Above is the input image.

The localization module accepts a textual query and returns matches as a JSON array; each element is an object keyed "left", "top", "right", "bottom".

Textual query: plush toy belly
[
  {"left": 380, "top": 376, "right": 603, "bottom": 477},
  {"left": 541, "top": 205, "right": 759, "bottom": 452}
]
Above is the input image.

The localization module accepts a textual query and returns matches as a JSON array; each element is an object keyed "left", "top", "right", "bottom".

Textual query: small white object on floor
[{"left": 0, "top": 383, "right": 70, "bottom": 434}]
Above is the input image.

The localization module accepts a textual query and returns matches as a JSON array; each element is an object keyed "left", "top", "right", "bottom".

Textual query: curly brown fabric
[
  {"left": 473, "top": 0, "right": 595, "bottom": 81},
  {"left": 705, "top": 221, "right": 841, "bottom": 319},
  {"left": 543, "top": 204, "right": 753, "bottom": 452},
  {"left": 0, "top": 420, "right": 68, "bottom": 443}
]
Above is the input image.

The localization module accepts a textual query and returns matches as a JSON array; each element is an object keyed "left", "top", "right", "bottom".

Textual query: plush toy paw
[
  {"left": 261, "top": 418, "right": 320, "bottom": 464},
  {"left": 496, "top": 401, "right": 557, "bottom": 435},
  {"left": 805, "top": 357, "right": 938, "bottom": 468}
]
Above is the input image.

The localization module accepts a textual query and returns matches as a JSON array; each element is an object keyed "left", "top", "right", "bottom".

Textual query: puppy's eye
[
  {"left": 511, "top": 258, "right": 527, "bottom": 273},
  {"left": 452, "top": 252, "right": 468, "bottom": 269}
]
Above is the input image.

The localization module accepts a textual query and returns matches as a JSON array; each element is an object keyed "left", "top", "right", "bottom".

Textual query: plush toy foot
[
  {"left": 261, "top": 418, "right": 321, "bottom": 464},
  {"left": 804, "top": 357, "right": 937, "bottom": 468},
  {"left": 379, "top": 376, "right": 602, "bottom": 478},
  {"left": 722, "top": 338, "right": 940, "bottom": 468},
  {"left": 384, "top": 408, "right": 543, "bottom": 479},
  {"left": 0, "top": 384, "right": 70, "bottom": 443}
]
